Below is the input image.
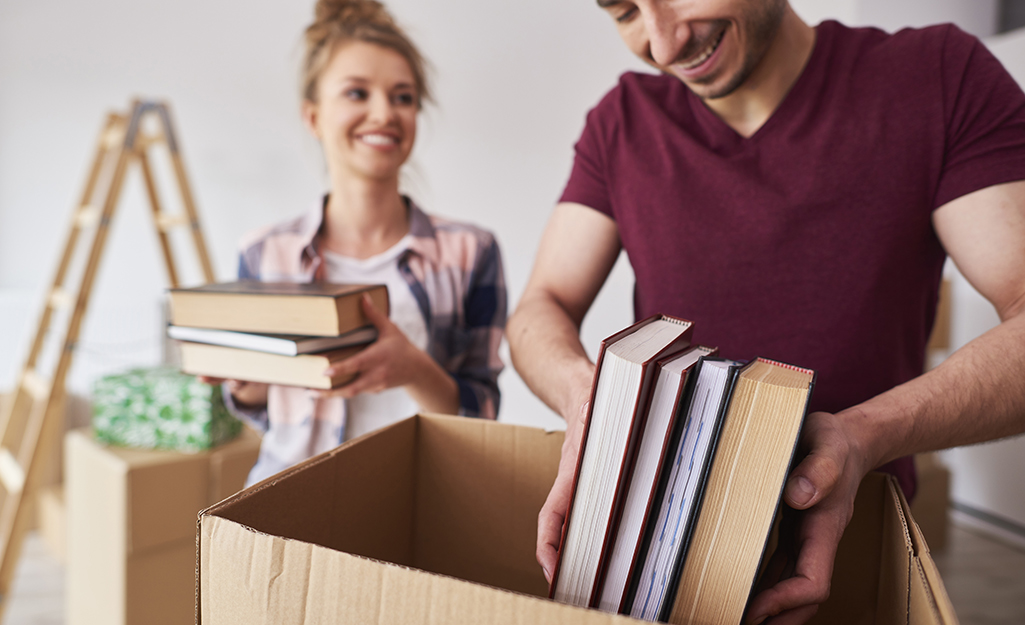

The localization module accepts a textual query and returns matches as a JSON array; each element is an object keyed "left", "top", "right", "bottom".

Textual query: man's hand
[
  {"left": 744, "top": 409, "right": 873, "bottom": 625},
  {"left": 537, "top": 398, "right": 590, "bottom": 583}
]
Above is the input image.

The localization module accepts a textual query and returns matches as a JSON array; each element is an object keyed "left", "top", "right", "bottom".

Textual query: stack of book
[
  {"left": 167, "top": 281, "right": 388, "bottom": 389},
  {"left": 550, "top": 315, "right": 815, "bottom": 625}
]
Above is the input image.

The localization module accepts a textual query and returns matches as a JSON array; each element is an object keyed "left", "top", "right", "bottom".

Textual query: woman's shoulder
[
  {"left": 426, "top": 213, "right": 497, "bottom": 243},
  {"left": 237, "top": 207, "right": 322, "bottom": 253},
  {"left": 408, "top": 205, "right": 502, "bottom": 277}
]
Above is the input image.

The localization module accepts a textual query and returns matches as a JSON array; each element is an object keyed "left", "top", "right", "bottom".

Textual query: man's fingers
[
  {"left": 747, "top": 503, "right": 845, "bottom": 624},
  {"left": 785, "top": 415, "right": 849, "bottom": 509},
  {"left": 536, "top": 501, "right": 564, "bottom": 584},
  {"left": 746, "top": 573, "right": 829, "bottom": 625},
  {"left": 785, "top": 451, "right": 845, "bottom": 509},
  {"left": 756, "top": 603, "right": 819, "bottom": 625}
]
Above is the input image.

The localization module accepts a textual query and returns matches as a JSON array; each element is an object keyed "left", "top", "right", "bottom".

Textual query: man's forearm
[
  {"left": 845, "top": 307, "right": 1025, "bottom": 469},
  {"left": 508, "top": 293, "right": 595, "bottom": 421}
]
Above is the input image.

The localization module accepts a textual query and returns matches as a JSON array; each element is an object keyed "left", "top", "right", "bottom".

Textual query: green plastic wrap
[{"left": 92, "top": 366, "right": 241, "bottom": 452}]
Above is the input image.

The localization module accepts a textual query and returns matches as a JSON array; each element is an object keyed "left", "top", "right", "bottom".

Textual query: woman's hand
[
  {"left": 313, "top": 294, "right": 460, "bottom": 413},
  {"left": 197, "top": 376, "right": 269, "bottom": 408}
]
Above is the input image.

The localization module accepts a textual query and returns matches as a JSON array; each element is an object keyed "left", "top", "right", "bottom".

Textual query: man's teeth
[
  {"left": 681, "top": 31, "right": 724, "bottom": 70},
  {"left": 360, "top": 134, "right": 397, "bottom": 146}
]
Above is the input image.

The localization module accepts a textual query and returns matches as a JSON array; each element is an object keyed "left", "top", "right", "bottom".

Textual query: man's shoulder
[
  {"left": 823, "top": 19, "right": 975, "bottom": 63},
  {"left": 585, "top": 70, "right": 682, "bottom": 124}
]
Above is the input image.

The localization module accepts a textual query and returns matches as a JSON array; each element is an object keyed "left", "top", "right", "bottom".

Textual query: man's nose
[{"left": 644, "top": 5, "right": 691, "bottom": 67}]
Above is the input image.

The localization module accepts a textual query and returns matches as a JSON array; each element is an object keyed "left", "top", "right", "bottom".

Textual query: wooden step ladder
[{"left": 0, "top": 99, "right": 215, "bottom": 616}]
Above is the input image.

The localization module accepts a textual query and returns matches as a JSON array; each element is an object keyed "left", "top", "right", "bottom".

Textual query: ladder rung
[
  {"left": 76, "top": 204, "right": 102, "bottom": 228},
  {"left": 156, "top": 213, "right": 189, "bottom": 231},
  {"left": 0, "top": 449, "right": 25, "bottom": 495},
  {"left": 102, "top": 125, "right": 126, "bottom": 149},
  {"left": 48, "top": 288, "right": 75, "bottom": 311},
  {"left": 21, "top": 370, "right": 50, "bottom": 401},
  {"left": 135, "top": 133, "right": 165, "bottom": 149}
]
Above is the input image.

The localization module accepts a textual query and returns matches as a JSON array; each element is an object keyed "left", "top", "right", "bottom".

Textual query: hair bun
[{"left": 314, "top": 0, "right": 394, "bottom": 30}]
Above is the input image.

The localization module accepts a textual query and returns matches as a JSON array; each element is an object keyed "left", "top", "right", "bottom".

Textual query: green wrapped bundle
[{"left": 92, "top": 366, "right": 241, "bottom": 452}]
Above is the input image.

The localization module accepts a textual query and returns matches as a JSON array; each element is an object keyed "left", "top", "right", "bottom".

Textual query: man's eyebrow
[{"left": 596, "top": 0, "right": 621, "bottom": 8}]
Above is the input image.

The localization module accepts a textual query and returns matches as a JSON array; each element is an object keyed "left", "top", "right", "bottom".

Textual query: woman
[{"left": 221, "top": 0, "right": 506, "bottom": 486}]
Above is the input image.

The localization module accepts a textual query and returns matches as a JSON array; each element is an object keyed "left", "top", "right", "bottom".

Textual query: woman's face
[{"left": 303, "top": 41, "right": 418, "bottom": 183}]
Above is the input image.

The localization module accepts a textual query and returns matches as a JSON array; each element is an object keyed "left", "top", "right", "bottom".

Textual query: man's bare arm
[
  {"left": 747, "top": 179, "right": 1025, "bottom": 625},
  {"left": 507, "top": 201, "right": 622, "bottom": 581},
  {"left": 508, "top": 202, "right": 623, "bottom": 421}
]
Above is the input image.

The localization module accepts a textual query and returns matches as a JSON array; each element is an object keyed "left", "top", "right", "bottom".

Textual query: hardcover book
[
  {"left": 167, "top": 325, "right": 378, "bottom": 356},
  {"left": 550, "top": 314, "right": 694, "bottom": 608},
  {"left": 665, "top": 358, "right": 815, "bottom": 625},
  {"left": 178, "top": 342, "right": 364, "bottom": 390},
  {"left": 168, "top": 281, "right": 388, "bottom": 337}
]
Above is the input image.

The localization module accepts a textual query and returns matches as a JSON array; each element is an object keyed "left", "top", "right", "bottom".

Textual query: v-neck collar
[{"left": 684, "top": 20, "right": 832, "bottom": 149}]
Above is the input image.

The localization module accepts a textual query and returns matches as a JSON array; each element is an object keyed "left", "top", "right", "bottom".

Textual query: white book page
[{"left": 598, "top": 346, "right": 712, "bottom": 612}]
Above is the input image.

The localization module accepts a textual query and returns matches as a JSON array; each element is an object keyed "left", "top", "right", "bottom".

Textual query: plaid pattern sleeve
[
  {"left": 450, "top": 234, "right": 506, "bottom": 420},
  {"left": 404, "top": 209, "right": 506, "bottom": 421}
]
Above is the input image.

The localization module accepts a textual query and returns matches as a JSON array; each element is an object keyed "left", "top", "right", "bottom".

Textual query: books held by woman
[
  {"left": 550, "top": 314, "right": 815, "bottom": 625},
  {"left": 167, "top": 281, "right": 388, "bottom": 389}
]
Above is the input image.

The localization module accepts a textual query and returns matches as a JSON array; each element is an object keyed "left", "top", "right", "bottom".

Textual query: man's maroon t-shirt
[{"left": 560, "top": 21, "right": 1025, "bottom": 495}]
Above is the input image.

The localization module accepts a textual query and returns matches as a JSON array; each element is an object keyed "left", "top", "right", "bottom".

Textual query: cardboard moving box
[
  {"left": 68, "top": 426, "right": 261, "bottom": 625},
  {"left": 198, "top": 415, "right": 957, "bottom": 625}
]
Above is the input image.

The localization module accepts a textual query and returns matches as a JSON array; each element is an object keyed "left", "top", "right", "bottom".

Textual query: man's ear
[{"left": 301, "top": 99, "right": 320, "bottom": 139}]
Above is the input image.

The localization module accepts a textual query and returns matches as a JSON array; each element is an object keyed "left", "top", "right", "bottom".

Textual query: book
[
  {"left": 167, "top": 325, "right": 378, "bottom": 356},
  {"left": 550, "top": 314, "right": 694, "bottom": 608},
  {"left": 177, "top": 342, "right": 364, "bottom": 389},
  {"left": 167, "top": 281, "right": 389, "bottom": 337},
  {"left": 664, "top": 358, "right": 815, "bottom": 625},
  {"left": 627, "top": 357, "right": 743, "bottom": 620},
  {"left": 597, "top": 345, "right": 718, "bottom": 613}
]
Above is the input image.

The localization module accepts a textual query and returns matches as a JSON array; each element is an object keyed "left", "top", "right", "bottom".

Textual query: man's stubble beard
[{"left": 701, "top": 0, "right": 787, "bottom": 100}]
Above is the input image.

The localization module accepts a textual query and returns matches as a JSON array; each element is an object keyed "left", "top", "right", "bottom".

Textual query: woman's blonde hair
[{"left": 302, "top": 0, "right": 431, "bottom": 107}]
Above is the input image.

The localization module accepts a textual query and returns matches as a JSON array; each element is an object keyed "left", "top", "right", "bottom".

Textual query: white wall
[{"left": 792, "top": 0, "right": 997, "bottom": 36}]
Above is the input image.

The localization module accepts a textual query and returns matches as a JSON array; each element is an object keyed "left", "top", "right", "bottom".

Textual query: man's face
[{"left": 600, "top": 0, "right": 787, "bottom": 100}]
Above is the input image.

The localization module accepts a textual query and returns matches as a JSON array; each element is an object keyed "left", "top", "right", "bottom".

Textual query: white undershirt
[{"left": 322, "top": 235, "right": 428, "bottom": 441}]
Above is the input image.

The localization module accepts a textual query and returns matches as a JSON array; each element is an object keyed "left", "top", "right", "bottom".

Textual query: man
[{"left": 507, "top": 1, "right": 1025, "bottom": 623}]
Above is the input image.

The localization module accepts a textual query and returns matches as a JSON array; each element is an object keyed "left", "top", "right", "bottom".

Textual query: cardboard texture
[
  {"left": 67, "top": 426, "right": 260, "bottom": 625},
  {"left": 37, "top": 485, "right": 66, "bottom": 563},
  {"left": 911, "top": 452, "right": 951, "bottom": 552},
  {"left": 198, "top": 415, "right": 957, "bottom": 625}
]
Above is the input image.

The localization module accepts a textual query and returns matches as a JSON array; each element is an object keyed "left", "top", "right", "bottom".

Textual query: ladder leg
[
  {"left": 0, "top": 392, "right": 64, "bottom": 604},
  {"left": 0, "top": 99, "right": 217, "bottom": 617},
  {"left": 137, "top": 149, "right": 181, "bottom": 288},
  {"left": 0, "top": 111, "right": 132, "bottom": 618},
  {"left": 160, "top": 103, "right": 216, "bottom": 284}
]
